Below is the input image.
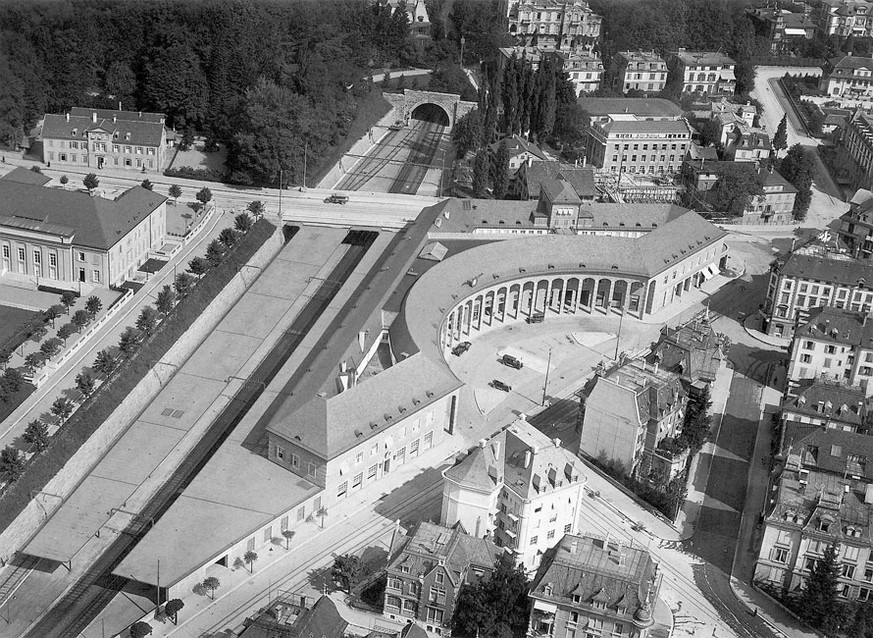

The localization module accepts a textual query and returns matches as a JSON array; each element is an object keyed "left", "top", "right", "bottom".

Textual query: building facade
[
  {"left": 612, "top": 51, "right": 668, "bottom": 95},
  {"left": 0, "top": 179, "right": 167, "bottom": 289},
  {"left": 383, "top": 522, "right": 501, "bottom": 635},
  {"left": 550, "top": 49, "right": 603, "bottom": 95},
  {"left": 836, "top": 188, "right": 873, "bottom": 259},
  {"left": 440, "top": 419, "right": 587, "bottom": 573},
  {"left": 580, "top": 359, "right": 688, "bottom": 480},
  {"left": 724, "top": 130, "right": 772, "bottom": 162},
  {"left": 492, "top": 135, "right": 548, "bottom": 172},
  {"left": 821, "top": 55, "right": 873, "bottom": 100},
  {"left": 649, "top": 315, "right": 724, "bottom": 385},
  {"left": 41, "top": 108, "right": 170, "bottom": 173},
  {"left": 527, "top": 534, "right": 663, "bottom": 638},
  {"left": 501, "top": 0, "right": 602, "bottom": 47},
  {"left": 669, "top": 50, "right": 737, "bottom": 95},
  {"left": 818, "top": 0, "right": 873, "bottom": 37},
  {"left": 781, "top": 379, "right": 869, "bottom": 433}
]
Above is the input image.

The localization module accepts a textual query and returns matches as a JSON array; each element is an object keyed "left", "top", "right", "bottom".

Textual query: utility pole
[
  {"left": 614, "top": 308, "right": 625, "bottom": 361},
  {"left": 541, "top": 347, "right": 552, "bottom": 406},
  {"left": 303, "top": 142, "right": 308, "bottom": 190},
  {"left": 278, "top": 167, "right": 283, "bottom": 219}
]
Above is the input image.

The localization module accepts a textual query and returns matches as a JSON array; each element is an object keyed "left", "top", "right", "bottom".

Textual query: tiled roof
[
  {"left": 541, "top": 179, "right": 582, "bottom": 204},
  {"left": 795, "top": 306, "right": 873, "bottom": 348},
  {"left": 518, "top": 160, "right": 564, "bottom": 196},
  {"left": 782, "top": 380, "right": 867, "bottom": 427},
  {"left": 0, "top": 166, "right": 51, "bottom": 186},
  {"left": 597, "top": 359, "right": 685, "bottom": 424},
  {"left": 530, "top": 534, "right": 656, "bottom": 617},
  {"left": 673, "top": 51, "right": 736, "bottom": 67},
  {"left": 557, "top": 168, "right": 597, "bottom": 198},
  {"left": 491, "top": 134, "right": 546, "bottom": 161},
  {"left": 600, "top": 120, "right": 691, "bottom": 135},
  {"left": 650, "top": 319, "right": 722, "bottom": 382},
  {"left": 0, "top": 181, "right": 166, "bottom": 250},
  {"left": 830, "top": 55, "right": 873, "bottom": 75},
  {"left": 43, "top": 108, "right": 167, "bottom": 147},
  {"left": 576, "top": 98, "right": 681, "bottom": 118},
  {"left": 786, "top": 427, "right": 873, "bottom": 480},
  {"left": 577, "top": 203, "right": 687, "bottom": 229},
  {"left": 779, "top": 252, "right": 873, "bottom": 287}
]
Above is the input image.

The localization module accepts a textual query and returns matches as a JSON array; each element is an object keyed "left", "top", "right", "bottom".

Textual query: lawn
[{"left": 0, "top": 305, "right": 40, "bottom": 348}]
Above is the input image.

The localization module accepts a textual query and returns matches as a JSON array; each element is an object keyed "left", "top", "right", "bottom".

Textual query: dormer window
[
  {"left": 72, "top": 128, "right": 77, "bottom": 136},
  {"left": 820, "top": 520, "right": 831, "bottom": 533}
]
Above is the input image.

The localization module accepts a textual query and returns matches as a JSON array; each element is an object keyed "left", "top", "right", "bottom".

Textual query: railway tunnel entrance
[{"left": 410, "top": 103, "right": 450, "bottom": 127}]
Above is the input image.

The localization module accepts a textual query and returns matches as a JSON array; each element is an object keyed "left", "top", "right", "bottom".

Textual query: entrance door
[
  {"left": 383, "top": 459, "right": 391, "bottom": 475},
  {"left": 78, "top": 268, "right": 86, "bottom": 282},
  {"left": 97, "top": 156, "right": 105, "bottom": 169}
]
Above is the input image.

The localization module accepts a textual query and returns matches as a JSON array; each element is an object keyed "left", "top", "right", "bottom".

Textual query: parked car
[
  {"left": 490, "top": 380, "right": 511, "bottom": 392},
  {"left": 502, "top": 354, "right": 523, "bottom": 369},
  {"left": 388, "top": 123, "right": 403, "bottom": 131},
  {"left": 526, "top": 311, "right": 545, "bottom": 324},
  {"left": 324, "top": 194, "right": 349, "bottom": 204},
  {"left": 452, "top": 341, "right": 472, "bottom": 356}
]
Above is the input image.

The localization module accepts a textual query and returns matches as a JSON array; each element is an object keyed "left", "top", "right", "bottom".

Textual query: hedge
[
  {"left": 0, "top": 219, "right": 277, "bottom": 532},
  {"left": 0, "top": 310, "right": 48, "bottom": 355}
]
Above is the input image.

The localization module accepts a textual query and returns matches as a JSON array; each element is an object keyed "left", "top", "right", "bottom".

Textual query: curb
[{"left": 742, "top": 314, "right": 789, "bottom": 349}]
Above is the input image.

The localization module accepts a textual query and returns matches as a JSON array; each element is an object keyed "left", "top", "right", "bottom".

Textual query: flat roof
[{"left": 577, "top": 97, "right": 682, "bottom": 118}]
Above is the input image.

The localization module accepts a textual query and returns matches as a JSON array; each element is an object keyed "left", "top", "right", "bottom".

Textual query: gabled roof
[
  {"left": 783, "top": 380, "right": 868, "bottom": 427},
  {"left": 779, "top": 253, "right": 873, "bottom": 289},
  {"left": 491, "top": 134, "right": 546, "bottom": 162},
  {"left": 541, "top": 179, "right": 582, "bottom": 205},
  {"left": 0, "top": 166, "right": 51, "bottom": 186},
  {"left": 787, "top": 427, "right": 873, "bottom": 480},
  {"left": 829, "top": 55, "right": 873, "bottom": 75},
  {"left": 0, "top": 181, "right": 166, "bottom": 250},
  {"left": 43, "top": 108, "right": 167, "bottom": 147},
  {"left": 794, "top": 306, "right": 873, "bottom": 348},
  {"left": 576, "top": 97, "right": 682, "bottom": 118},
  {"left": 557, "top": 168, "right": 597, "bottom": 198}
]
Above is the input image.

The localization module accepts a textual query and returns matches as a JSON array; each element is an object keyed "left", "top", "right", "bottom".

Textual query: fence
[{"left": 184, "top": 203, "right": 216, "bottom": 245}]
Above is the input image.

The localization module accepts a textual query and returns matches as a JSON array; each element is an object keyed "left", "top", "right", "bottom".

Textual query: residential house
[
  {"left": 440, "top": 418, "right": 588, "bottom": 573},
  {"left": 500, "top": 0, "right": 602, "bottom": 48},
  {"left": 492, "top": 135, "right": 548, "bottom": 172},
  {"left": 511, "top": 160, "right": 564, "bottom": 200},
  {"left": 818, "top": 0, "right": 873, "bottom": 37},
  {"left": 787, "top": 306, "right": 873, "bottom": 394},
  {"left": 240, "top": 595, "right": 348, "bottom": 638},
  {"left": 669, "top": 49, "right": 737, "bottom": 95},
  {"left": 820, "top": 55, "right": 873, "bottom": 101},
  {"left": 746, "top": 5, "right": 816, "bottom": 52},
  {"left": 836, "top": 188, "right": 873, "bottom": 259},
  {"left": 763, "top": 241, "right": 873, "bottom": 338},
  {"left": 41, "top": 108, "right": 171, "bottom": 173},
  {"left": 838, "top": 109, "right": 873, "bottom": 192},
  {"left": 0, "top": 180, "right": 167, "bottom": 289},
  {"left": 377, "top": 0, "right": 431, "bottom": 39},
  {"left": 724, "top": 130, "right": 772, "bottom": 162},
  {"left": 754, "top": 427, "right": 873, "bottom": 602},
  {"left": 580, "top": 358, "right": 688, "bottom": 481},
  {"left": 382, "top": 521, "right": 501, "bottom": 636},
  {"left": 649, "top": 315, "right": 724, "bottom": 386},
  {"left": 612, "top": 51, "right": 668, "bottom": 95},
  {"left": 550, "top": 48, "right": 604, "bottom": 95},
  {"left": 527, "top": 533, "right": 666, "bottom": 638},
  {"left": 781, "top": 379, "right": 869, "bottom": 433}
]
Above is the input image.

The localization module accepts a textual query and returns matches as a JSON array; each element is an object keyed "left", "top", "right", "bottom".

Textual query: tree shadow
[{"left": 307, "top": 563, "right": 335, "bottom": 595}]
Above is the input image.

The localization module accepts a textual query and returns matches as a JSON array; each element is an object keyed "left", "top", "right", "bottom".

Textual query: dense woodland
[{"left": 0, "top": 0, "right": 504, "bottom": 186}]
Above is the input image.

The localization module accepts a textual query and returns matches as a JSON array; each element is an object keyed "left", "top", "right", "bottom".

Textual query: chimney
[
  {"left": 65, "top": 112, "right": 69, "bottom": 122},
  {"left": 478, "top": 438, "right": 487, "bottom": 448},
  {"left": 138, "top": 111, "right": 142, "bottom": 118},
  {"left": 118, "top": 101, "right": 122, "bottom": 111},
  {"left": 523, "top": 449, "right": 532, "bottom": 469},
  {"left": 92, "top": 111, "right": 97, "bottom": 123},
  {"left": 552, "top": 437, "right": 561, "bottom": 448},
  {"left": 112, "top": 115, "right": 116, "bottom": 124}
]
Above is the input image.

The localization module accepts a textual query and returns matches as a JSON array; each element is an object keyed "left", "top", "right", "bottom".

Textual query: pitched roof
[
  {"left": 491, "top": 134, "right": 546, "bottom": 161},
  {"left": 672, "top": 51, "right": 736, "bottom": 67},
  {"left": 0, "top": 166, "right": 51, "bottom": 186},
  {"left": 783, "top": 380, "right": 868, "bottom": 427},
  {"left": 43, "top": 108, "right": 167, "bottom": 147},
  {"left": 787, "top": 427, "right": 873, "bottom": 480},
  {"left": 576, "top": 97, "right": 682, "bottom": 118},
  {"left": 779, "top": 252, "right": 873, "bottom": 288},
  {"left": 600, "top": 120, "right": 691, "bottom": 135},
  {"left": 289, "top": 596, "right": 348, "bottom": 638},
  {"left": 830, "top": 55, "right": 873, "bottom": 75},
  {"left": 576, "top": 203, "right": 688, "bottom": 228},
  {"left": 597, "top": 359, "right": 685, "bottom": 424},
  {"left": 794, "top": 306, "right": 873, "bottom": 348},
  {"left": 650, "top": 318, "right": 722, "bottom": 382},
  {"left": 541, "top": 178, "right": 582, "bottom": 205},
  {"left": 0, "top": 181, "right": 166, "bottom": 250},
  {"left": 557, "top": 168, "right": 597, "bottom": 198},
  {"left": 517, "top": 160, "right": 564, "bottom": 196}
]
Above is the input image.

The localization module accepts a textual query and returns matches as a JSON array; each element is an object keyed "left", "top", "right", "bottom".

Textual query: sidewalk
[{"left": 742, "top": 314, "right": 789, "bottom": 349}]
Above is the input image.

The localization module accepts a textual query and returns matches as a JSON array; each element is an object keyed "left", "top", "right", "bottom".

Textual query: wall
[
  {"left": 440, "top": 478, "right": 497, "bottom": 538},
  {"left": 0, "top": 227, "right": 285, "bottom": 563},
  {"left": 317, "top": 105, "right": 399, "bottom": 190}
]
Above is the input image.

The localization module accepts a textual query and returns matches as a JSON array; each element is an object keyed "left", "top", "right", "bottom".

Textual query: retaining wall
[
  {"left": 317, "top": 106, "right": 400, "bottom": 190},
  {"left": 0, "top": 228, "right": 285, "bottom": 562}
]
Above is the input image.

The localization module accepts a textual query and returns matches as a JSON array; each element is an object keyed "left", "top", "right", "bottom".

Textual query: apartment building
[
  {"left": 724, "top": 130, "right": 772, "bottom": 162},
  {"left": 669, "top": 50, "right": 737, "bottom": 95},
  {"left": 754, "top": 426, "right": 873, "bottom": 602},
  {"left": 649, "top": 316, "right": 724, "bottom": 386},
  {"left": 41, "top": 108, "right": 170, "bottom": 173},
  {"left": 781, "top": 380, "right": 869, "bottom": 434},
  {"left": 836, "top": 188, "right": 873, "bottom": 259},
  {"left": 501, "top": 0, "right": 602, "bottom": 48},
  {"left": 746, "top": 5, "right": 816, "bottom": 52},
  {"left": 818, "top": 0, "right": 873, "bottom": 37},
  {"left": 382, "top": 521, "right": 500, "bottom": 636},
  {"left": 578, "top": 98, "right": 690, "bottom": 175},
  {"left": 440, "top": 418, "right": 587, "bottom": 573},
  {"left": 492, "top": 134, "right": 548, "bottom": 172},
  {"left": 821, "top": 55, "right": 873, "bottom": 101},
  {"left": 580, "top": 358, "right": 688, "bottom": 481},
  {"left": 527, "top": 534, "right": 665, "bottom": 638},
  {"left": 787, "top": 307, "right": 873, "bottom": 395},
  {"left": 839, "top": 109, "right": 873, "bottom": 193},
  {"left": 763, "top": 243, "right": 873, "bottom": 338},
  {"left": 0, "top": 179, "right": 167, "bottom": 289},
  {"left": 551, "top": 49, "right": 604, "bottom": 95},
  {"left": 612, "top": 51, "right": 668, "bottom": 95}
]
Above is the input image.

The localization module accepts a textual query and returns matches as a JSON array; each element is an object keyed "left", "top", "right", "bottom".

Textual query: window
[
  {"left": 276, "top": 445, "right": 285, "bottom": 460},
  {"left": 247, "top": 537, "right": 255, "bottom": 552},
  {"left": 307, "top": 462, "right": 316, "bottom": 476},
  {"left": 612, "top": 623, "right": 624, "bottom": 637},
  {"left": 771, "top": 547, "right": 789, "bottom": 563},
  {"left": 371, "top": 443, "right": 379, "bottom": 456},
  {"left": 530, "top": 536, "right": 538, "bottom": 545},
  {"left": 410, "top": 439, "right": 419, "bottom": 458},
  {"left": 291, "top": 453, "right": 299, "bottom": 469},
  {"left": 32, "top": 251, "right": 40, "bottom": 265},
  {"left": 429, "top": 587, "right": 446, "bottom": 603},
  {"left": 844, "top": 564, "right": 857, "bottom": 579},
  {"left": 297, "top": 505, "right": 305, "bottom": 521},
  {"left": 436, "top": 572, "right": 444, "bottom": 584},
  {"left": 113, "top": 144, "right": 119, "bottom": 153},
  {"left": 92, "top": 270, "right": 100, "bottom": 284},
  {"left": 547, "top": 530, "right": 555, "bottom": 539},
  {"left": 564, "top": 523, "right": 572, "bottom": 533},
  {"left": 424, "top": 431, "right": 433, "bottom": 449},
  {"left": 804, "top": 341, "right": 815, "bottom": 350},
  {"left": 78, "top": 251, "right": 86, "bottom": 262},
  {"left": 426, "top": 608, "right": 443, "bottom": 624},
  {"left": 388, "top": 577, "right": 403, "bottom": 591},
  {"left": 355, "top": 451, "right": 364, "bottom": 465},
  {"left": 801, "top": 354, "right": 812, "bottom": 364},
  {"left": 263, "top": 526, "right": 272, "bottom": 543},
  {"left": 826, "top": 345, "right": 837, "bottom": 354},
  {"left": 337, "top": 481, "right": 348, "bottom": 498},
  {"left": 368, "top": 464, "right": 377, "bottom": 480},
  {"left": 861, "top": 587, "right": 872, "bottom": 602},
  {"left": 352, "top": 472, "right": 362, "bottom": 489}
]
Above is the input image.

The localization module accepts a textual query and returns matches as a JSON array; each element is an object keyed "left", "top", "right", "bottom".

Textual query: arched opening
[{"left": 410, "top": 103, "right": 450, "bottom": 127}]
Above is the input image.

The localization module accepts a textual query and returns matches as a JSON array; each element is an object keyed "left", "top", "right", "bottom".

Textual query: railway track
[{"left": 23, "top": 229, "right": 380, "bottom": 638}]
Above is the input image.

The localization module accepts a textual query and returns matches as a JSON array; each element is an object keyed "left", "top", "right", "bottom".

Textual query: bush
[
  {"left": 164, "top": 166, "right": 226, "bottom": 182},
  {"left": 0, "top": 219, "right": 276, "bottom": 532}
]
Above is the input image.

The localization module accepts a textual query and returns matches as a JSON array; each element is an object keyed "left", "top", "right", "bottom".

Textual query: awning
[
  {"left": 720, "top": 69, "right": 736, "bottom": 81},
  {"left": 700, "top": 264, "right": 718, "bottom": 280},
  {"left": 784, "top": 28, "right": 808, "bottom": 36},
  {"left": 533, "top": 600, "right": 558, "bottom": 613}
]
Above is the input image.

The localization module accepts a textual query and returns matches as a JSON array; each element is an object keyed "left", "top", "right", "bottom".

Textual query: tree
[
  {"left": 705, "top": 164, "right": 765, "bottom": 217},
  {"left": 46, "top": 304, "right": 64, "bottom": 328},
  {"left": 206, "top": 239, "right": 226, "bottom": 267},
  {"left": 244, "top": 550, "right": 258, "bottom": 573},
  {"left": 472, "top": 150, "right": 489, "bottom": 197},
  {"left": 29, "top": 324, "right": 47, "bottom": 344},
  {"left": 0, "top": 350, "right": 9, "bottom": 370},
  {"left": 142, "top": 43, "right": 209, "bottom": 129},
  {"left": 800, "top": 542, "right": 842, "bottom": 632},
  {"left": 129, "top": 621, "right": 153, "bottom": 638},
  {"left": 119, "top": 326, "right": 142, "bottom": 356},
  {"left": 59, "top": 175, "right": 68, "bottom": 189},
  {"left": 699, "top": 118, "right": 723, "bottom": 149},
  {"left": 0, "top": 368, "right": 24, "bottom": 401},
  {"left": 331, "top": 554, "right": 363, "bottom": 593},
  {"left": 848, "top": 603, "right": 873, "bottom": 638},
  {"left": 187, "top": 256, "right": 209, "bottom": 280},
  {"left": 156, "top": 285, "right": 176, "bottom": 316},
  {"left": 778, "top": 144, "right": 816, "bottom": 221},
  {"left": 169, "top": 184, "right": 182, "bottom": 202},
  {"left": 452, "top": 109, "right": 483, "bottom": 159},
  {"left": 491, "top": 141, "right": 510, "bottom": 199},
  {"left": 85, "top": 295, "right": 102, "bottom": 317},
  {"left": 281, "top": 529, "right": 295, "bottom": 550},
  {"left": 218, "top": 228, "right": 238, "bottom": 248},
  {"left": 76, "top": 370, "right": 95, "bottom": 398},
  {"left": 202, "top": 576, "right": 220, "bottom": 600},
  {"left": 773, "top": 114, "right": 788, "bottom": 157},
  {"left": 23, "top": 420, "right": 49, "bottom": 453},
  {"left": 57, "top": 324, "right": 76, "bottom": 345},
  {"left": 0, "top": 446, "right": 24, "bottom": 483},
  {"left": 40, "top": 338, "right": 62, "bottom": 358},
  {"left": 24, "top": 352, "right": 46, "bottom": 372},
  {"left": 246, "top": 200, "right": 265, "bottom": 219},
  {"left": 196, "top": 187, "right": 213, "bottom": 206},
  {"left": 60, "top": 291, "right": 77, "bottom": 313},
  {"left": 677, "top": 386, "right": 712, "bottom": 453},
  {"left": 72, "top": 309, "right": 91, "bottom": 332},
  {"left": 30, "top": 166, "right": 42, "bottom": 174},
  {"left": 174, "top": 273, "right": 195, "bottom": 297},
  {"left": 453, "top": 561, "right": 530, "bottom": 638},
  {"left": 83, "top": 172, "right": 99, "bottom": 193},
  {"left": 93, "top": 349, "right": 117, "bottom": 377},
  {"left": 235, "top": 212, "right": 254, "bottom": 233},
  {"left": 135, "top": 306, "right": 160, "bottom": 336},
  {"left": 164, "top": 598, "right": 184, "bottom": 626},
  {"left": 141, "top": 179, "right": 154, "bottom": 191},
  {"left": 51, "top": 397, "right": 73, "bottom": 423}
]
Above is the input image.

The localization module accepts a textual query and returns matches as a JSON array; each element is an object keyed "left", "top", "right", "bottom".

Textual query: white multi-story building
[
  {"left": 821, "top": 55, "right": 873, "bottom": 101},
  {"left": 612, "top": 51, "right": 668, "bottom": 95},
  {"left": 818, "top": 0, "right": 873, "bottom": 37},
  {"left": 501, "top": 0, "right": 601, "bottom": 48},
  {"left": 440, "top": 418, "right": 587, "bottom": 573},
  {"left": 670, "top": 50, "right": 737, "bottom": 95}
]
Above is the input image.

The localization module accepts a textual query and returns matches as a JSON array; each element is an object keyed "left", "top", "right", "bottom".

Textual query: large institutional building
[
  {"left": 41, "top": 108, "right": 172, "bottom": 173},
  {"left": 500, "top": 0, "right": 602, "bottom": 48},
  {"left": 612, "top": 51, "right": 668, "bottom": 95},
  {"left": 669, "top": 50, "right": 737, "bottom": 96},
  {"left": 0, "top": 168, "right": 167, "bottom": 288}
]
